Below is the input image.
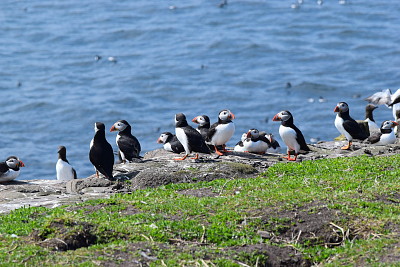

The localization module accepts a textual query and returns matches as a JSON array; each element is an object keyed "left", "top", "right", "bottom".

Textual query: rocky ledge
[{"left": 1, "top": 140, "right": 399, "bottom": 214}]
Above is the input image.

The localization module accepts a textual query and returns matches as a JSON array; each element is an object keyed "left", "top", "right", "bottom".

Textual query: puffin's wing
[
  {"left": 185, "top": 126, "right": 211, "bottom": 154},
  {"left": 293, "top": 125, "right": 310, "bottom": 151},
  {"left": 343, "top": 120, "right": 368, "bottom": 140},
  {"left": 170, "top": 136, "right": 185, "bottom": 153},
  {"left": 235, "top": 140, "right": 244, "bottom": 147},
  {"left": 389, "top": 89, "right": 400, "bottom": 106},
  {"left": 258, "top": 135, "right": 272, "bottom": 145},
  {"left": 0, "top": 162, "right": 8, "bottom": 174},
  {"left": 72, "top": 168, "right": 77, "bottom": 179},
  {"left": 117, "top": 135, "right": 141, "bottom": 159},
  {"left": 206, "top": 122, "right": 219, "bottom": 142},
  {"left": 367, "top": 132, "right": 382, "bottom": 144},
  {"left": 365, "top": 89, "right": 392, "bottom": 105}
]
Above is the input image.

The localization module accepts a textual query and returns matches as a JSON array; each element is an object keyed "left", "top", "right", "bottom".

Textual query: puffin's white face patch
[
  {"left": 6, "top": 158, "right": 19, "bottom": 168},
  {"left": 115, "top": 122, "right": 127, "bottom": 131},
  {"left": 219, "top": 110, "right": 230, "bottom": 121},
  {"left": 158, "top": 133, "right": 168, "bottom": 144},
  {"left": 280, "top": 112, "right": 291, "bottom": 122}
]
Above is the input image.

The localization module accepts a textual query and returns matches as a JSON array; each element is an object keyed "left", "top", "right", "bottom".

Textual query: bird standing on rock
[
  {"left": 272, "top": 110, "right": 310, "bottom": 161},
  {"left": 56, "top": 146, "right": 77, "bottom": 180},
  {"left": 364, "top": 104, "right": 379, "bottom": 133},
  {"left": 157, "top": 132, "right": 185, "bottom": 153},
  {"left": 0, "top": 156, "right": 25, "bottom": 182},
  {"left": 110, "top": 120, "right": 141, "bottom": 163},
  {"left": 175, "top": 113, "right": 210, "bottom": 160},
  {"left": 89, "top": 122, "right": 114, "bottom": 179},
  {"left": 334, "top": 102, "right": 368, "bottom": 150},
  {"left": 207, "top": 109, "right": 235, "bottom": 155},
  {"left": 367, "top": 120, "right": 398, "bottom": 145}
]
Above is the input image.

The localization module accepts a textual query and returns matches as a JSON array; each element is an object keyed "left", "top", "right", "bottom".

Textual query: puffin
[
  {"left": 365, "top": 88, "right": 400, "bottom": 121},
  {"left": 364, "top": 104, "right": 379, "bottom": 133},
  {"left": 174, "top": 113, "right": 211, "bottom": 160},
  {"left": 56, "top": 146, "right": 77, "bottom": 180},
  {"left": 89, "top": 122, "right": 114, "bottom": 179},
  {"left": 192, "top": 115, "right": 211, "bottom": 141},
  {"left": 272, "top": 110, "right": 310, "bottom": 161},
  {"left": 263, "top": 132, "right": 281, "bottom": 153},
  {"left": 157, "top": 132, "right": 185, "bottom": 153},
  {"left": 233, "top": 133, "right": 248, "bottom": 152},
  {"left": 110, "top": 120, "right": 141, "bottom": 163},
  {"left": 207, "top": 109, "right": 235, "bottom": 155},
  {"left": 367, "top": 120, "right": 398, "bottom": 145},
  {"left": 242, "top": 129, "right": 271, "bottom": 154},
  {"left": 0, "top": 156, "right": 25, "bottom": 183},
  {"left": 334, "top": 102, "right": 368, "bottom": 149}
]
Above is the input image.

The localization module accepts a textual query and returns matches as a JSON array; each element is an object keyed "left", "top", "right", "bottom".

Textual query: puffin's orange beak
[
  {"left": 19, "top": 160, "right": 25, "bottom": 167},
  {"left": 229, "top": 112, "right": 235, "bottom": 120},
  {"left": 334, "top": 106, "right": 339, "bottom": 112},
  {"left": 192, "top": 116, "right": 199, "bottom": 123},
  {"left": 272, "top": 114, "right": 280, "bottom": 121},
  {"left": 246, "top": 131, "right": 252, "bottom": 138},
  {"left": 156, "top": 138, "right": 162, "bottom": 144},
  {"left": 110, "top": 125, "right": 116, "bottom": 132},
  {"left": 392, "top": 121, "right": 399, "bottom": 126}
]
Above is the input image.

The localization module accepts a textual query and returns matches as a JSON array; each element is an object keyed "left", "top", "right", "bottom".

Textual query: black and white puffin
[
  {"left": 207, "top": 109, "right": 235, "bottom": 155},
  {"left": 233, "top": 133, "right": 248, "bottom": 152},
  {"left": 367, "top": 120, "right": 398, "bottom": 145},
  {"left": 89, "top": 122, "right": 114, "bottom": 179},
  {"left": 0, "top": 156, "right": 25, "bottom": 183},
  {"left": 56, "top": 146, "right": 77, "bottom": 180},
  {"left": 364, "top": 104, "right": 379, "bottom": 133},
  {"left": 192, "top": 115, "right": 211, "bottom": 142},
  {"left": 272, "top": 110, "right": 310, "bottom": 161},
  {"left": 263, "top": 132, "right": 281, "bottom": 153},
  {"left": 175, "top": 113, "right": 210, "bottom": 160},
  {"left": 157, "top": 132, "right": 185, "bottom": 153},
  {"left": 110, "top": 120, "right": 141, "bottom": 163},
  {"left": 334, "top": 102, "right": 368, "bottom": 150},
  {"left": 242, "top": 129, "right": 271, "bottom": 154}
]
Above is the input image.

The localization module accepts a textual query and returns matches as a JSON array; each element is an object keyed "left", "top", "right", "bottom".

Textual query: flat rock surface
[{"left": 1, "top": 141, "right": 399, "bottom": 214}]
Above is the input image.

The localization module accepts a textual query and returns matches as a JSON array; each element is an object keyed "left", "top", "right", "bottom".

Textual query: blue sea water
[{"left": 0, "top": 0, "right": 399, "bottom": 180}]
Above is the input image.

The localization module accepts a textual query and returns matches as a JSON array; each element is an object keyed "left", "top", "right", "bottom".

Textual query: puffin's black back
[
  {"left": 117, "top": 122, "right": 141, "bottom": 161},
  {"left": 339, "top": 109, "right": 368, "bottom": 140},
  {"left": 89, "top": 122, "right": 114, "bottom": 179},
  {"left": 176, "top": 113, "right": 210, "bottom": 154}
]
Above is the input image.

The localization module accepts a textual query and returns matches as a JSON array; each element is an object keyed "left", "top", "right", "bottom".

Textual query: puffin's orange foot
[
  {"left": 287, "top": 157, "right": 297, "bottom": 161},
  {"left": 214, "top": 146, "right": 225, "bottom": 156},
  {"left": 190, "top": 154, "right": 199, "bottom": 160},
  {"left": 341, "top": 141, "right": 352, "bottom": 150},
  {"left": 174, "top": 155, "right": 188, "bottom": 160}
]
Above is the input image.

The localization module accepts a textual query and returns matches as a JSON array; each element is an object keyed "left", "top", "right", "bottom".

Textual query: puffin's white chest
[
  {"left": 335, "top": 115, "right": 352, "bottom": 141},
  {"left": 0, "top": 170, "right": 20, "bottom": 182},
  {"left": 163, "top": 142, "right": 173, "bottom": 152},
  {"left": 375, "top": 132, "right": 396, "bottom": 145},
  {"left": 211, "top": 123, "right": 235, "bottom": 146},
  {"left": 175, "top": 128, "right": 190, "bottom": 154},
  {"left": 243, "top": 140, "right": 269, "bottom": 153},
  {"left": 279, "top": 125, "right": 300, "bottom": 153},
  {"left": 56, "top": 159, "right": 75, "bottom": 180}
]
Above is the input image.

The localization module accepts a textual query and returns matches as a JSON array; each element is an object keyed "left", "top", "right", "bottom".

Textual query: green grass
[{"left": 0, "top": 155, "right": 399, "bottom": 266}]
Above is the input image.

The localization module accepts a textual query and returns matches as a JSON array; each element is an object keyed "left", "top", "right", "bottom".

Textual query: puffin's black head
[
  {"left": 95, "top": 122, "right": 105, "bottom": 132},
  {"left": 246, "top": 128, "right": 260, "bottom": 139},
  {"left": 6, "top": 156, "right": 25, "bottom": 169},
  {"left": 110, "top": 120, "right": 130, "bottom": 132},
  {"left": 157, "top": 132, "right": 173, "bottom": 144},
  {"left": 175, "top": 113, "right": 188, "bottom": 127},
  {"left": 192, "top": 115, "right": 210, "bottom": 126},
  {"left": 334, "top": 102, "right": 349, "bottom": 113},
  {"left": 218, "top": 110, "right": 235, "bottom": 122},
  {"left": 272, "top": 110, "right": 292, "bottom": 122}
]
